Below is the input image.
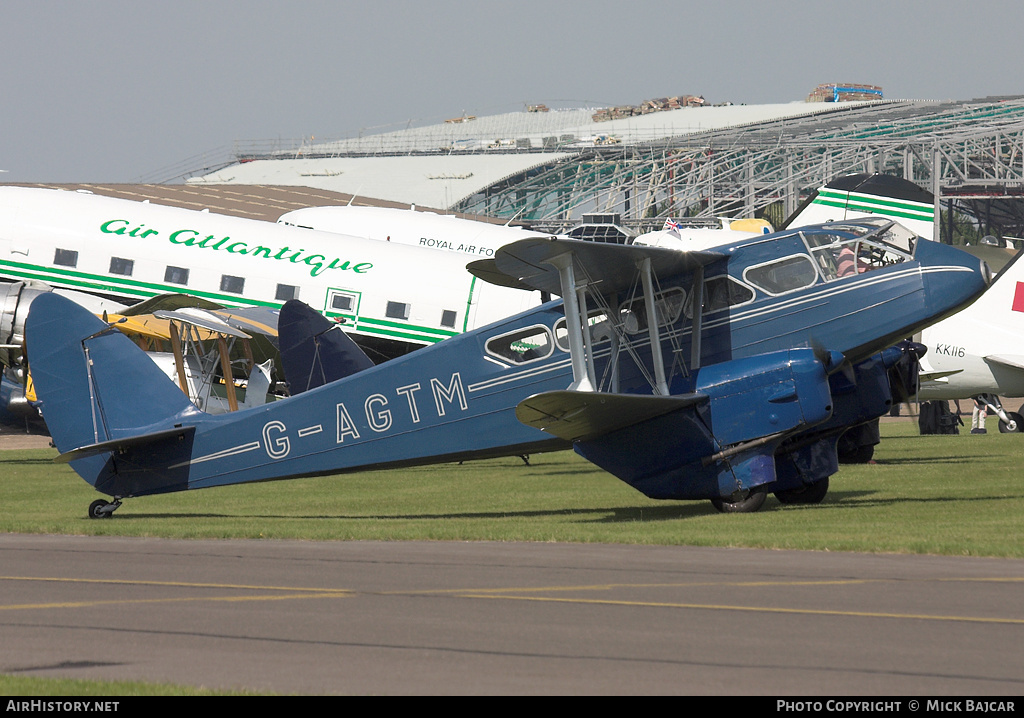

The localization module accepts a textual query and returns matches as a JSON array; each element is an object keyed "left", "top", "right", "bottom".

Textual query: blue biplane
[{"left": 25, "top": 218, "right": 990, "bottom": 517}]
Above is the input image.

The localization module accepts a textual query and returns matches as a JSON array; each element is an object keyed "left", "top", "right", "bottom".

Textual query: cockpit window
[
  {"left": 486, "top": 325, "right": 554, "bottom": 364},
  {"left": 802, "top": 224, "right": 914, "bottom": 281},
  {"left": 743, "top": 255, "right": 818, "bottom": 295}
]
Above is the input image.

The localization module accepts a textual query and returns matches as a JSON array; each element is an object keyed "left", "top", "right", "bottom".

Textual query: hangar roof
[{"left": 189, "top": 100, "right": 897, "bottom": 208}]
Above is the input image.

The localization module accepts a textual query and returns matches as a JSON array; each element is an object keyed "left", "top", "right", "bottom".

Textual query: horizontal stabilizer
[
  {"left": 491, "top": 238, "right": 726, "bottom": 297},
  {"left": 918, "top": 369, "right": 963, "bottom": 383},
  {"left": 985, "top": 354, "right": 1024, "bottom": 372},
  {"left": 516, "top": 390, "right": 707, "bottom": 442},
  {"left": 56, "top": 425, "right": 196, "bottom": 464},
  {"left": 466, "top": 259, "right": 537, "bottom": 291}
]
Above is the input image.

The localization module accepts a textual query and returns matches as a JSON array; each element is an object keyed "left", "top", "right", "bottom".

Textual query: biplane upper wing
[
  {"left": 489, "top": 238, "right": 727, "bottom": 296},
  {"left": 516, "top": 390, "right": 707, "bottom": 442}
]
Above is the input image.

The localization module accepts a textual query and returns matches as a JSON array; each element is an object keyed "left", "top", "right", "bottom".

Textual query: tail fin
[
  {"left": 26, "top": 293, "right": 200, "bottom": 458},
  {"left": 783, "top": 173, "right": 935, "bottom": 240},
  {"left": 278, "top": 300, "right": 374, "bottom": 394}
]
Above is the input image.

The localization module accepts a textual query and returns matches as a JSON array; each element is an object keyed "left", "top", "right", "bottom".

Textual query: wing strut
[
  {"left": 548, "top": 252, "right": 594, "bottom": 391},
  {"left": 690, "top": 265, "right": 704, "bottom": 371},
  {"left": 639, "top": 257, "right": 668, "bottom": 395}
]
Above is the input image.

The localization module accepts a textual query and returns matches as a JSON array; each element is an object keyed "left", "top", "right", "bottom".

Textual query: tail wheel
[
  {"left": 711, "top": 488, "right": 767, "bottom": 513},
  {"left": 88, "top": 499, "right": 119, "bottom": 519}
]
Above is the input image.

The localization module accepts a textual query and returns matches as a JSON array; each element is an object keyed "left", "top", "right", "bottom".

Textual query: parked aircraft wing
[
  {"left": 516, "top": 390, "right": 707, "bottom": 442},
  {"left": 153, "top": 308, "right": 252, "bottom": 339},
  {"left": 491, "top": 238, "right": 727, "bottom": 296}
]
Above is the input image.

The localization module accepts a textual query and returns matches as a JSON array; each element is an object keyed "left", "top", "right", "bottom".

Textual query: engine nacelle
[{"left": 0, "top": 281, "right": 54, "bottom": 367}]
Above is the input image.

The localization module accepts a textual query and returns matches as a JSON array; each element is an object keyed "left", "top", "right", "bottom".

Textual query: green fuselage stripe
[
  {"left": 815, "top": 189, "right": 933, "bottom": 221},
  {"left": 1, "top": 259, "right": 455, "bottom": 345}
]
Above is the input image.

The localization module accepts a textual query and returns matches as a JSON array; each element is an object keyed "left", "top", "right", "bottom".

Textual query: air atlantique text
[
  {"left": 777, "top": 701, "right": 1015, "bottom": 713},
  {"left": 100, "top": 219, "right": 373, "bottom": 278}
]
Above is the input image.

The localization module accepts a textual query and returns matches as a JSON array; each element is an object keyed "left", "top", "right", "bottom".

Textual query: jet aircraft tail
[{"left": 783, "top": 173, "right": 935, "bottom": 240}]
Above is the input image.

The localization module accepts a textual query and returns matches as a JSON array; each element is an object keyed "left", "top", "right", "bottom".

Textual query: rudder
[{"left": 26, "top": 293, "right": 200, "bottom": 458}]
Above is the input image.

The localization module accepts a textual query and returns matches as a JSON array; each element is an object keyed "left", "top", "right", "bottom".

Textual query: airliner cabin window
[
  {"left": 743, "top": 255, "right": 818, "bottom": 296},
  {"left": 164, "top": 266, "right": 189, "bottom": 285},
  {"left": 276, "top": 284, "right": 299, "bottom": 301},
  {"left": 330, "top": 293, "right": 355, "bottom": 312},
  {"left": 109, "top": 257, "right": 134, "bottom": 276},
  {"left": 386, "top": 301, "right": 410, "bottom": 320},
  {"left": 53, "top": 248, "right": 78, "bottom": 267},
  {"left": 220, "top": 275, "right": 245, "bottom": 294},
  {"left": 486, "top": 325, "right": 554, "bottom": 364},
  {"left": 440, "top": 310, "right": 457, "bottom": 328}
]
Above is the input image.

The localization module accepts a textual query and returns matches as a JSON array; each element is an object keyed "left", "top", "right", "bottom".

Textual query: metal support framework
[{"left": 452, "top": 97, "right": 1024, "bottom": 242}]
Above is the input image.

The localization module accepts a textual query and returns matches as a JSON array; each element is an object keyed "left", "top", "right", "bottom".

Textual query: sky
[{"left": 3, "top": 0, "right": 1024, "bottom": 184}]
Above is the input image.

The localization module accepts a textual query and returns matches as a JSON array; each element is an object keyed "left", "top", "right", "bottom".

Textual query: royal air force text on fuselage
[
  {"left": 418, "top": 237, "right": 495, "bottom": 256},
  {"left": 261, "top": 373, "right": 469, "bottom": 460}
]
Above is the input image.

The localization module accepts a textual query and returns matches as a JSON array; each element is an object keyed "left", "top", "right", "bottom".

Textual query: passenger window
[
  {"left": 743, "top": 255, "right": 818, "bottom": 295},
  {"left": 276, "top": 284, "right": 299, "bottom": 301},
  {"left": 554, "top": 312, "right": 612, "bottom": 351},
  {"left": 54, "top": 248, "right": 78, "bottom": 268},
  {"left": 109, "top": 257, "right": 134, "bottom": 276},
  {"left": 220, "top": 275, "right": 245, "bottom": 294},
  {"left": 441, "top": 310, "right": 457, "bottom": 328},
  {"left": 386, "top": 301, "right": 410, "bottom": 320},
  {"left": 164, "top": 266, "right": 189, "bottom": 285},
  {"left": 685, "top": 276, "right": 755, "bottom": 318},
  {"left": 621, "top": 288, "right": 686, "bottom": 334},
  {"left": 330, "top": 293, "right": 355, "bottom": 311},
  {"left": 486, "top": 325, "right": 554, "bottom": 364}
]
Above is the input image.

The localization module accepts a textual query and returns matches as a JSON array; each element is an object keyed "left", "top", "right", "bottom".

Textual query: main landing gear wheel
[
  {"left": 838, "top": 443, "right": 875, "bottom": 464},
  {"left": 998, "top": 412, "right": 1023, "bottom": 433},
  {"left": 711, "top": 488, "right": 767, "bottom": 513},
  {"left": 88, "top": 499, "right": 121, "bottom": 519},
  {"left": 775, "top": 478, "right": 829, "bottom": 505}
]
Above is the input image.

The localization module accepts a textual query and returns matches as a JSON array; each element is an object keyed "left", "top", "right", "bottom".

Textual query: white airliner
[
  {"left": 0, "top": 186, "right": 543, "bottom": 365},
  {"left": 277, "top": 204, "right": 547, "bottom": 259}
]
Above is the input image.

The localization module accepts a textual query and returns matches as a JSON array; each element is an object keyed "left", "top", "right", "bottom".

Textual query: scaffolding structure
[{"left": 448, "top": 96, "right": 1024, "bottom": 241}]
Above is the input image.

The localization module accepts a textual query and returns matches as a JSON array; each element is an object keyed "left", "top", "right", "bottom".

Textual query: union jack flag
[{"left": 663, "top": 219, "right": 683, "bottom": 232}]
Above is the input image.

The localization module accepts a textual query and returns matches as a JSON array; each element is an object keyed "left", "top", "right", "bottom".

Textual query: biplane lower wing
[{"left": 516, "top": 390, "right": 707, "bottom": 442}]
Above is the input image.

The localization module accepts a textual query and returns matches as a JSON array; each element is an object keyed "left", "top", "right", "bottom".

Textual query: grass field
[{"left": 1, "top": 421, "right": 1022, "bottom": 556}]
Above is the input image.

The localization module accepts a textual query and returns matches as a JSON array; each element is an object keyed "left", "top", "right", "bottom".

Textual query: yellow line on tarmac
[
  {"left": 0, "top": 576, "right": 353, "bottom": 593},
  {"left": 0, "top": 593, "right": 353, "bottom": 611},
  {"left": 453, "top": 593, "right": 1024, "bottom": 625}
]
